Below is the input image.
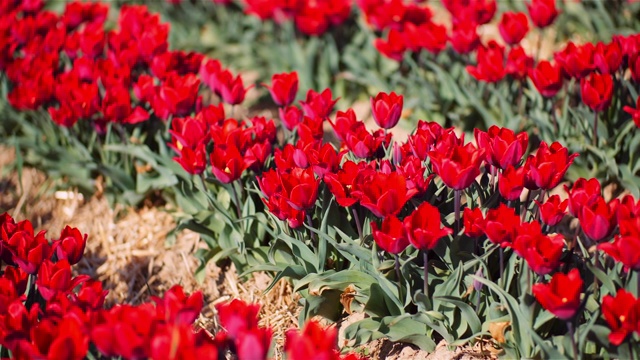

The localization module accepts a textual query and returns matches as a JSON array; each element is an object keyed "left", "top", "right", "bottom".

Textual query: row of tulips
[{"left": 0, "top": 212, "right": 364, "bottom": 360}]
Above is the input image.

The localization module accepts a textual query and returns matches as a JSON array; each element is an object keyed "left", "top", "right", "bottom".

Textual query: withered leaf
[
  {"left": 340, "top": 284, "right": 357, "bottom": 314},
  {"left": 489, "top": 321, "right": 511, "bottom": 344}
]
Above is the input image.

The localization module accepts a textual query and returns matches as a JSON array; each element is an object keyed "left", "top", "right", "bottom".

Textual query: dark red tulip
[
  {"left": 464, "top": 207, "right": 485, "bottom": 238},
  {"left": 404, "top": 22, "right": 448, "bottom": 55},
  {"left": 599, "top": 233, "right": 640, "bottom": 271},
  {"left": 581, "top": 73, "right": 613, "bottom": 112},
  {"left": 524, "top": 141, "right": 577, "bottom": 191},
  {"left": 371, "top": 91, "right": 403, "bottom": 129},
  {"left": 371, "top": 216, "right": 410, "bottom": 254},
  {"left": 449, "top": 21, "right": 480, "bottom": 55},
  {"left": 594, "top": 41, "right": 623, "bottom": 74},
  {"left": 555, "top": 42, "right": 595, "bottom": 79},
  {"left": 215, "top": 299, "right": 261, "bottom": 339},
  {"left": 578, "top": 197, "right": 619, "bottom": 242},
  {"left": 565, "top": 178, "right": 601, "bottom": 217},
  {"left": 199, "top": 58, "right": 222, "bottom": 91},
  {"left": 512, "top": 222, "right": 565, "bottom": 275},
  {"left": 602, "top": 289, "right": 640, "bottom": 346},
  {"left": 264, "top": 71, "right": 298, "bottom": 107},
  {"left": 299, "top": 88, "right": 338, "bottom": 119},
  {"left": 279, "top": 105, "right": 304, "bottom": 131},
  {"left": 285, "top": 321, "right": 337, "bottom": 360},
  {"left": 152, "top": 285, "right": 203, "bottom": 325},
  {"left": 498, "top": 12, "right": 529, "bottom": 46},
  {"left": 535, "top": 194, "right": 568, "bottom": 227},
  {"left": 52, "top": 226, "right": 87, "bottom": 265},
  {"left": 483, "top": 204, "right": 521, "bottom": 247},
  {"left": 506, "top": 46, "right": 534, "bottom": 80},
  {"left": 498, "top": 165, "right": 525, "bottom": 201},
  {"left": 307, "top": 143, "right": 343, "bottom": 178},
  {"left": 173, "top": 143, "right": 207, "bottom": 175},
  {"left": 466, "top": 41, "right": 506, "bottom": 83},
  {"left": 280, "top": 167, "right": 319, "bottom": 211},
  {"left": 429, "top": 142, "right": 485, "bottom": 191},
  {"left": 526, "top": 0, "right": 559, "bottom": 28},
  {"left": 404, "top": 202, "right": 452, "bottom": 251},
  {"left": 532, "top": 268, "right": 583, "bottom": 320},
  {"left": 324, "top": 161, "right": 363, "bottom": 208},
  {"left": 623, "top": 96, "right": 640, "bottom": 128},
  {"left": 353, "top": 171, "right": 417, "bottom": 218},
  {"left": 374, "top": 28, "right": 407, "bottom": 61},
  {"left": 529, "top": 60, "right": 564, "bottom": 98},
  {"left": 475, "top": 126, "right": 529, "bottom": 170},
  {"left": 6, "top": 229, "right": 51, "bottom": 274},
  {"left": 630, "top": 53, "right": 640, "bottom": 83},
  {"left": 36, "top": 260, "right": 89, "bottom": 301},
  {"left": 216, "top": 70, "right": 250, "bottom": 105}
]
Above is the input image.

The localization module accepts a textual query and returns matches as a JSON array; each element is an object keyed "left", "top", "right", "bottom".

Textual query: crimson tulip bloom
[
  {"left": 324, "top": 161, "right": 362, "bottom": 208},
  {"left": 535, "top": 194, "right": 568, "bottom": 227},
  {"left": 526, "top": 0, "right": 559, "bottom": 28},
  {"left": 371, "top": 91, "right": 403, "bottom": 129},
  {"left": 216, "top": 70, "right": 250, "bottom": 105},
  {"left": 555, "top": 42, "right": 595, "bottom": 79},
  {"left": 210, "top": 144, "right": 253, "bottom": 184},
  {"left": 602, "top": 289, "right": 640, "bottom": 346},
  {"left": 174, "top": 143, "right": 207, "bottom": 175},
  {"left": 352, "top": 172, "right": 417, "bottom": 218},
  {"left": 623, "top": 96, "right": 640, "bottom": 128},
  {"left": 466, "top": 41, "right": 506, "bottom": 83},
  {"left": 581, "top": 73, "right": 613, "bottom": 112},
  {"left": 506, "top": 46, "right": 534, "bottom": 80},
  {"left": 429, "top": 142, "right": 485, "bottom": 191},
  {"left": 464, "top": 207, "right": 485, "bottom": 238},
  {"left": 524, "top": 141, "right": 578, "bottom": 191},
  {"left": 578, "top": 197, "right": 619, "bottom": 242},
  {"left": 371, "top": 216, "right": 410, "bottom": 254},
  {"left": 52, "top": 225, "right": 87, "bottom": 265},
  {"left": 449, "top": 22, "right": 480, "bottom": 55},
  {"left": 280, "top": 167, "right": 319, "bottom": 211},
  {"left": 285, "top": 321, "right": 337, "bottom": 360},
  {"left": 498, "top": 165, "right": 525, "bottom": 201},
  {"left": 512, "top": 222, "right": 565, "bottom": 275},
  {"left": 599, "top": 233, "right": 640, "bottom": 271},
  {"left": 594, "top": 41, "right": 623, "bottom": 74},
  {"left": 404, "top": 202, "right": 453, "bottom": 251},
  {"left": 264, "top": 71, "right": 298, "bottom": 107},
  {"left": 404, "top": 22, "right": 448, "bottom": 55},
  {"left": 36, "top": 260, "right": 90, "bottom": 301},
  {"left": 216, "top": 299, "right": 261, "bottom": 339},
  {"left": 299, "top": 88, "right": 338, "bottom": 119},
  {"left": 475, "top": 126, "right": 529, "bottom": 170},
  {"left": 532, "top": 268, "right": 583, "bottom": 320},
  {"left": 565, "top": 178, "right": 602, "bottom": 217},
  {"left": 6, "top": 229, "right": 51, "bottom": 274},
  {"left": 374, "top": 28, "right": 407, "bottom": 61},
  {"left": 483, "top": 204, "right": 521, "bottom": 247},
  {"left": 529, "top": 60, "right": 563, "bottom": 98},
  {"left": 279, "top": 105, "right": 303, "bottom": 131},
  {"left": 498, "top": 12, "right": 529, "bottom": 45}
]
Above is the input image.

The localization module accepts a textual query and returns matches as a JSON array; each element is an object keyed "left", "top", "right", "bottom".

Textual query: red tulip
[
  {"left": 524, "top": 141, "right": 577, "bottom": 191},
  {"left": 285, "top": 321, "right": 337, "bottom": 360},
  {"left": 210, "top": 144, "right": 252, "bottom": 184},
  {"left": 464, "top": 207, "right": 485, "bottom": 238},
  {"left": 215, "top": 299, "right": 261, "bottom": 339},
  {"left": 449, "top": 21, "right": 480, "bottom": 55},
  {"left": 555, "top": 42, "right": 595, "bottom": 79},
  {"left": 371, "top": 91, "right": 403, "bottom": 129},
  {"left": 630, "top": 53, "right": 640, "bottom": 83},
  {"left": 429, "top": 142, "right": 485, "bottom": 191},
  {"left": 526, "top": 0, "right": 559, "bottom": 28},
  {"left": 602, "top": 289, "right": 640, "bottom": 346},
  {"left": 498, "top": 165, "right": 525, "bottom": 201},
  {"left": 475, "top": 126, "right": 529, "bottom": 170},
  {"left": 618, "top": 194, "right": 640, "bottom": 222},
  {"left": 529, "top": 60, "right": 563, "bottom": 97},
  {"left": 52, "top": 225, "right": 87, "bottom": 265},
  {"left": 512, "top": 222, "right": 565, "bottom": 275},
  {"left": 300, "top": 88, "right": 338, "bottom": 119},
  {"left": 581, "top": 73, "right": 613, "bottom": 112},
  {"left": 623, "top": 96, "right": 640, "bottom": 128},
  {"left": 279, "top": 105, "right": 304, "bottom": 131},
  {"left": 374, "top": 28, "right": 407, "bottom": 61},
  {"left": 352, "top": 171, "right": 417, "bottom": 218},
  {"left": 264, "top": 71, "right": 298, "bottom": 107},
  {"left": 506, "top": 46, "right": 534, "bottom": 80},
  {"left": 216, "top": 70, "right": 250, "bottom": 105},
  {"left": 307, "top": 143, "right": 343, "bottom": 178},
  {"left": 483, "top": 204, "right": 521, "bottom": 247},
  {"left": 200, "top": 58, "right": 222, "bottom": 91},
  {"left": 498, "top": 12, "right": 529, "bottom": 45},
  {"left": 36, "top": 260, "right": 89, "bottom": 301},
  {"left": 403, "top": 22, "right": 448, "bottom": 55},
  {"left": 466, "top": 41, "right": 506, "bottom": 83},
  {"left": 532, "top": 268, "right": 583, "bottom": 320},
  {"left": 578, "top": 197, "right": 619, "bottom": 242},
  {"left": 32, "top": 315, "right": 89, "bottom": 360},
  {"left": 599, "top": 232, "right": 640, "bottom": 271},
  {"left": 371, "top": 216, "right": 410, "bottom": 254},
  {"left": 404, "top": 202, "right": 453, "bottom": 251},
  {"left": 6, "top": 228, "right": 51, "bottom": 274},
  {"left": 280, "top": 167, "right": 319, "bottom": 211},
  {"left": 324, "top": 161, "right": 362, "bottom": 208},
  {"left": 173, "top": 143, "right": 207, "bottom": 175},
  {"left": 594, "top": 41, "right": 623, "bottom": 74},
  {"left": 535, "top": 194, "right": 568, "bottom": 227},
  {"left": 565, "top": 178, "right": 602, "bottom": 217}
]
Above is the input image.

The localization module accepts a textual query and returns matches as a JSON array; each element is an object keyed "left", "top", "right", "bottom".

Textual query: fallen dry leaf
[
  {"left": 489, "top": 321, "right": 511, "bottom": 344},
  {"left": 340, "top": 284, "right": 357, "bottom": 314}
]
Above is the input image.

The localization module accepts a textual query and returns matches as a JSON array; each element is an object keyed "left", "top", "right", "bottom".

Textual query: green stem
[
  {"left": 593, "top": 111, "right": 599, "bottom": 146},
  {"left": 567, "top": 321, "right": 579, "bottom": 360},
  {"left": 352, "top": 207, "right": 364, "bottom": 246},
  {"left": 230, "top": 180, "right": 243, "bottom": 221},
  {"left": 424, "top": 251, "right": 429, "bottom": 297},
  {"left": 307, "top": 213, "right": 317, "bottom": 245},
  {"left": 454, "top": 189, "right": 461, "bottom": 235}
]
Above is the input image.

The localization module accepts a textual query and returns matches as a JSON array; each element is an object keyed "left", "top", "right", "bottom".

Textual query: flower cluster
[{"left": 0, "top": 212, "right": 364, "bottom": 359}]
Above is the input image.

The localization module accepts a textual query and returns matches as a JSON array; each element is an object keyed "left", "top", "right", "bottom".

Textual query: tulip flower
[
  {"left": 578, "top": 197, "right": 618, "bottom": 242},
  {"left": 532, "top": 268, "right": 583, "bottom": 320},
  {"left": 371, "top": 91, "right": 403, "bottom": 130},
  {"left": 374, "top": 28, "right": 407, "bottom": 61},
  {"left": 599, "top": 233, "right": 640, "bottom": 271},
  {"left": 524, "top": 141, "right": 577, "bottom": 191},
  {"left": 581, "top": 73, "right": 613, "bottom": 112},
  {"left": 371, "top": 216, "right": 410, "bottom": 255},
  {"left": 594, "top": 41, "right": 623, "bottom": 74},
  {"left": 475, "top": 126, "right": 529, "bottom": 170},
  {"left": 565, "top": 178, "right": 602, "bottom": 217},
  {"left": 280, "top": 167, "right": 320, "bottom": 211},
  {"left": 498, "top": 12, "right": 529, "bottom": 46},
  {"left": 263, "top": 71, "right": 298, "bottom": 107},
  {"left": 483, "top": 204, "right": 521, "bottom": 248},
  {"left": 6, "top": 229, "right": 51, "bottom": 274},
  {"left": 429, "top": 142, "right": 485, "bottom": 191},
  {"left": 506, "top": 46, "right": 534, "bottom": 80},
  {"left": 285, "top": 321, "right": 337, "bottom": 360},
  {"left": 512, "top": 222, "right": 565, "bottom": 275},
  {"left": 36, "top": 260, "right": 90, "bottom": 301},
  {"left": 466, "top": 41, "right": 506, "bottom": 83},
  {"left": 526, "top": 0, "right": 559, "bottom": 28},
  {"left": 535, "top": 194, "right": 568, "bottom": 227},
  {"left": 463, "top": 207, "right": 485, "bottom": 238},
  {"left": 210, "top": 144, "right": 252, "bottom": 184},
  {"left": 602, "top": 289, "right": 640, "bottom": 346},
  {"left": 52, "top": 226, "right": 87, "bottom": 265},
  {"left": 529, "top": 60, "right": 563, "bottom": 97},
  {"left": 449, "top": 22, "right": 480, "bottom": 55},
  {"left": 299, "top": 88, "right": 338, "bottom": 119},
  {"left": 498, "top": 165, "right": 525, "bottom": 201},
  {"left": 279, "top": 105, "right": 304, "bottom": 131},
  {"left": 555, "top": 42, "right": 595, "bottom": 80},
  {"left": 352, "top": 171, "right": 417, "bottom": 218}
]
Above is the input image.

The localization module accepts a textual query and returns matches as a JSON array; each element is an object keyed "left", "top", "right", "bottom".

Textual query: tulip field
[{"left": 2, "top": 0, "right": 640, "bottom": 359}]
